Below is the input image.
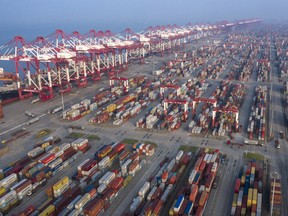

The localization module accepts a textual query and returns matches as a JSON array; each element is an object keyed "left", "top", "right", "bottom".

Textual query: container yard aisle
[
  {"left": 237, "top": 56, "right": 259, "bottom": 141},
  {"left": 204, "top": 152, "right": 243, "bottom": 216},
  {"left": 160, "top": 148, "right": 200, "bottom": 216},
  {"left": 270, "top": 40, "right": 288, "bottom": 215},
  {"left": 103, "top": 143, "right": 177, "bottom": 216}
]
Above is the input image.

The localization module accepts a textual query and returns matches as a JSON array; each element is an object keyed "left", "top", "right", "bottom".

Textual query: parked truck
[
  {"left": 26, "top": 117, "right": 40, "bottom": 126},
  {"left": 25, "top": 111, "right": 35, "bottom": 118}
]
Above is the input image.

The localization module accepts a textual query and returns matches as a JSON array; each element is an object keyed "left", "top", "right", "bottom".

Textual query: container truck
[
  {"left": 26, "top": 117, "right": 39, "bottom": 125},
  {"left": 25, "top": 111, "right": 35, "bottom": 118}
]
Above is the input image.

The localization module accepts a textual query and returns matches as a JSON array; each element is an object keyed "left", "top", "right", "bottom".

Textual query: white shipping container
[
  {"left": 48, "top": 158, "right": 63, "bottom": 169},
  {"left": 138, "top": 182, "right": 150, "bottom": 197},
  {"left": 71, "top": 138, "right": 88, "bottom": 148},
  {"left": 0, "top": 174, "right": 18, "bottom": 189},
  {"left": 166, "top": 159, "right": 175, "bottom": 172},
  {"left": 97, "top": 184, "right": 107, "bottom": 194},
  {"left": 160, "top": 187, "right": 171, "bottom": 202},
  {"left": 188, "top": 170, "right": 197, "bottom": 184},
  {"left": 0, "top": 190, "right": 17, "bottom": 207},
  {"left": 176, "top": 151, "right": 184, "bottom": 161},
  {"left": 130, "top": 196, "right": 142, "bottom": 213},
  {"left": 59, "top": 143, "right": 71, "bottom": 151},
  {"left": 98, "top": 156, "right": 111, "bottom": 170},
  {"left": 28, "top": 147, "right": 44, "bottom": 158},
  {"left": 74, "top": 193, "right": 91, "bottom": 210},
  {"left": 77, "top": 159, "right": 90, "bottom": 171},
  {"left": 99, "top": 172, "right": 115, "bottom": 185},
  {"left": 147, "top": 187, "right": 157, "bottom": 201}
]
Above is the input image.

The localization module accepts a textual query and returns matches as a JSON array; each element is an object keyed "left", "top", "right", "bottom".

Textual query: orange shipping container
[
  {"left": 189, "top": 184, "right": 198, "bottom": 202},
  {"left": 162, "top": 172, "right": 168, "bottom": 182},
  {"left": 169, "top": 176, "right": 177, "bottom": 185},
  {"left": 199, "top": 191, "right": 208, "bottom": 207}
]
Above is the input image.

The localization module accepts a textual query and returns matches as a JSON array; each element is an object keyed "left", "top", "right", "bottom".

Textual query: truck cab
[
  {"left": 275, "top": 139, "right": 280, "bottom": 149},
  {"left": 279, "top": 131, "right": 284, "bottom": 139}
]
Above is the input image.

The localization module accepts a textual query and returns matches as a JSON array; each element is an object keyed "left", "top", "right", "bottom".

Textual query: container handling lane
[
  {"left": 160, "top": 148, "right": 200, "bottom": 216},
  {"left": 270, "top": 45, "right": 288, "bottom": 216},
  {"left": 103, "top": 145, "right": 173, "bottom": 216}
]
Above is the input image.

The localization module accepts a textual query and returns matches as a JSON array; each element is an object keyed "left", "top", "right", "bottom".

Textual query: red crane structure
[
  {"left": 212, "top": 106, "right": 239, "bottom": 130},
  {"left": 160, "top": 84, "right": 181, "bottom": 98},
  {"left": 0, "top": 19, "right": 261, "bottom": 102},
  {"left": 163, "top": 99, "right": 189, "bottom": 122},
  {"left": 192, "top": 97, "right": 217, "bottom": 115}
]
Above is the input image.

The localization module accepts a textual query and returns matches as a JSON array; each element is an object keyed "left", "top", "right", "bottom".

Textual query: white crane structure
[{"left": 0, "top": 19, "right": 261, "bottom": 101}]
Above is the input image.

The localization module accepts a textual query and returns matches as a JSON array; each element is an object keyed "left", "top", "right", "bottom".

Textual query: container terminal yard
[{"left": 0, "top": 19, "right": 288, "bottom": 216}]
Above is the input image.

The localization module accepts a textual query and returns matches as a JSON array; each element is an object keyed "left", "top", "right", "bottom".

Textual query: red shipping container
[
  {"left": 119, "top": 150, "right": 129, "bottom": 161},
  {"left": 151, "top": 188, "right": 163, "bottom": 201},
  {"left": 113, "top": 143, "right": 125, "bottom": 153},
  {"left": 234, "top": 179, "right": 241, "bottom": 193},
  {"left": 82, "top": 160, "right": 98, "bottom": 172},
  {"left": 41, "top": 153, "right": 55, "bottom": 165},
  {"left": 169, "top": 176, "right": 177, "bottom": 185},
  {"left": 182, "top": 155, "right": 190, "bottom": 165},
  {"left": 152, "top": 199, "right": 164, "bottom": 215},
  {"left": 251, "top": 204, "right": 257, "bottom": 213},
  {"left": 199, "top": 161, "right": 206, "bottom": 172},
  {"left": 195, "top": 206, "right": 203, "bottom": 216},
  {"left": 108, "top": 177, "right": 124, "bottom": 191},
  {"left": 19, "top": 205, "right": 35, "bottom": 216},
  {"left": 83, "top": 197, "right": 104, "bottom": 216},
  {"left": 130, "top": 152, "right": 139, "bottom": 162}
]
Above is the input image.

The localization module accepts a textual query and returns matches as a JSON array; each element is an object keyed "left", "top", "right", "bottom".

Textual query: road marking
[{"left": 0, "top": 113, "right": 47, "bottom": 136}]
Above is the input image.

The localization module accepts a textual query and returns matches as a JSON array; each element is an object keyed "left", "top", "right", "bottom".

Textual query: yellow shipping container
[
  {"left": 204, "top": 148, "right": 209, "bottom": 153},
  {"left": 107, "top": 104, "right": 116, "bottom": 113},
  {"left": 252, "top": 188, "right": 258, "bottom": 205},
  {"left": 0, "top": 187, "right": 5, "bottom": 196},
  {"left": 53, "top": 176, "right": 69, "bottom": 191},
  {"left": 39, "top": 205, "right": 55, "bottom": 216},
  {"left": 233, "top": 193, "right": 238, "bottom": 207},
  {"left": 41, "top": 142, "right": 51, "bottom": 149},
  {"left": 241, "top": 175, "right": 245, "bottom": 185},
  {"left": 123, "top": 96, "right": 131, "bottom": 104},
  {"left": 251, "top": 167, "right": 255, "bottom": 175},
  {"left": 247, "top": 188, "right": 253, "bottom": 207},
  {"left": 124, "top": 175, "right": 132, "bottom": 187},
  {"left": 179, "top": 165, "right": 186, "bottom": 174},
  {"left": 169, "top": 200, "right": 176, "bottom": 216}
]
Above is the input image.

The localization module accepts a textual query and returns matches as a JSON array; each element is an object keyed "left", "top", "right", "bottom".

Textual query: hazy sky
[{"left": 0, "top": 0, "right": 287, "bottom": 42}]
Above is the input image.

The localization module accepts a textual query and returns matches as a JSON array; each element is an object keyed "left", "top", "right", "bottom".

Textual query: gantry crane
[
  {"left": 163, "top": 99, "right": 189, "bottom": 121},
  {"left": 212, "top": 106, "right": 239, "bottom": 130},
  {"left": 192, "top": 97, "right": 217, "bottom": 115},
  {"left": 0, "top": 19, "right": 261, "bottom": 102},
  {"left": 160, "top": 84, "right": 181, "bottom": 98},
  {"left": 109, "top": 77, "right": 129, "bottom": 93}
]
